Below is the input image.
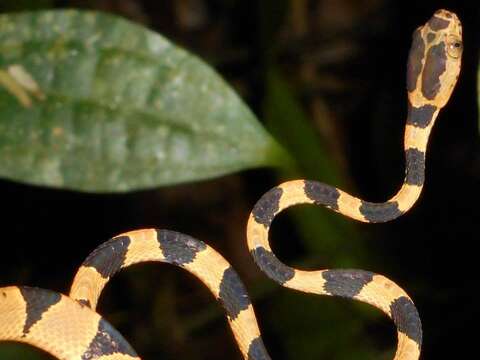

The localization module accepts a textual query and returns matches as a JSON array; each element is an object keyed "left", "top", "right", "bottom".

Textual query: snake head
[{"left": 407, "top": 9, "right": 463, "bottom": 109}]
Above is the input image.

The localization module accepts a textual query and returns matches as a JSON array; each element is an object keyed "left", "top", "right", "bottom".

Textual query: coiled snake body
[{"left": 0, "top": 9, "right": 463, "bottom": 360}]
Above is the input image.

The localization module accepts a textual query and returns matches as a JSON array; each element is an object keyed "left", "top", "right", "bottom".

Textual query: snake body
[
  {"left": 0, "top": 9, "right": 462, "bottom": 360},
  {"left": 246, "top": 9, "right": 462, "bottom": 359},
  {"left": 69, "top": 229, "right": 270, "bottom": 359},
  {"left": 0, "top": 286, "right": 139, "bottom": 360}
]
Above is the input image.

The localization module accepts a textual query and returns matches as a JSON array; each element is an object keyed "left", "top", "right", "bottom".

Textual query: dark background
[{"left": 0, "top": 0, "right": 478, "bottom": 359}]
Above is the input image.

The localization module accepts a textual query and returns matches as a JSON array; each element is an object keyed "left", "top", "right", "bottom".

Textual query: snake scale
[{"left": 0, "top": 9, "right": 463, "bottom": 360}]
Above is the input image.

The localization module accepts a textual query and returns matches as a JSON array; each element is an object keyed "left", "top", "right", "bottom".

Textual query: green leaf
[{"left": 0, "top": 10, "right": 286, "bottom": 192}]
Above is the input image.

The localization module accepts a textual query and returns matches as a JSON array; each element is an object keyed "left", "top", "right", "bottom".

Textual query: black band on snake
[{"left": 0, "top": 9, "right": 462, "bottom": 360}]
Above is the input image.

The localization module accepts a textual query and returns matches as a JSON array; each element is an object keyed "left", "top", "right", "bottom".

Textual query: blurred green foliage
[
  {"left": 0, "top": 0, "right": 53, "bottom": 12},
  {"left": 262, "top": 69, "right": 382, "bottom": 359},
  {"left": 0, "top": 342, "right": 52, "bottom": 359}
]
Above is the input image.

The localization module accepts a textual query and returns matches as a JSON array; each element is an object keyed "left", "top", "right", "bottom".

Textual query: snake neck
[
  {"left": 248, "top": 104, "right": 442, "bottom": 225},
  {"left": 387, "top": 103, "right": 440, "bottom": 214},
  {"left": 311, "top": 103, "right": 441, "bottom": 223}
]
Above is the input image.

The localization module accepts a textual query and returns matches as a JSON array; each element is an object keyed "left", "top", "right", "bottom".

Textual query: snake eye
[{"left": 447, "top": 35, "right": 463, "bottom": 58}]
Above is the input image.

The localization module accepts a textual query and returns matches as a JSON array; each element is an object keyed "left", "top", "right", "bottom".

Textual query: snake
[{"left": 0, "top": 8, "right": 462, "bottom": 360}]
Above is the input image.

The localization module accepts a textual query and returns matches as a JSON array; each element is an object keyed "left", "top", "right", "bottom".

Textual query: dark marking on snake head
[
  {"left": 157, "top": 230, "right": 206, "bottom": 266},
  {"left": 422, "top": 42, "right": 447, "bottom": 100},
  {"left": 407, "top": 28, "right": 425, "bottom": 92},
  {"left": 248, "top": 336, "right": 272, "bottom": 360},
  {"left": 405, "top": 148, "right": 425, "bottom": 186},
  {"left": 406, "top": 103, "right": 437, "bottom": 128},
  {"left": 2, "top": 292, "right": 6, "bottom": 297},
  {"left": 83, "top": 236, "right": 130, "bottom": 279},
  {"left": 359, "top": 201, "right": 402, "bottom": 223},
  {"left": 435, "top": 10, "right": 452, "bottom": 19},
  {"left": 322, "top": 270, "right": 374, "bottom": 298},
  {"left": 78, "top": 299, "right": 92, "bottom": 308},
  {"left": 81, "top": 318, "right": 138, "bottom": 360},
  {"left": 252, "top": 187, "right": 282, "bottom": 227},
  {"left": 426, "top": 32, "right": 436, "bottom": 43},
  {"left": 304, "top": 181, "right": 340, "bottom": 210},
  {"left": 218, "top": 267, "right": 251, "bottom": 320},
  {"left": 390, "top": 296, "right": 422, "bottom": 346},
  {"left": 428, "top": 16, "right": 450, "bottom": 31},
  {"left": 251, "top": 246, "right": 294, "bottom": 284},
  {"left": 19, "top": 287, "right": 61, "bottom": 336}
]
